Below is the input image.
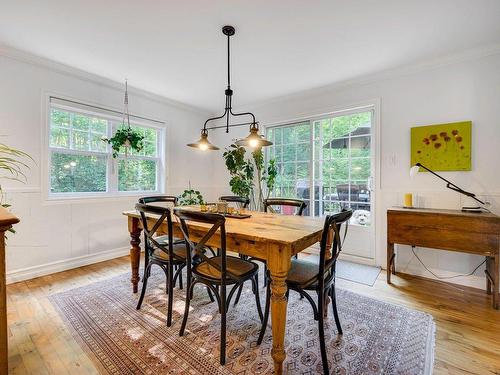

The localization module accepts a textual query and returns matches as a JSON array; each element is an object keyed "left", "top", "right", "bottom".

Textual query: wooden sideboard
[
  {"left": 0, "top": 207, "right": 19, "bottom": 373},
  {"left": 387, "top": 207, "right": 500, "bottom": 309}
]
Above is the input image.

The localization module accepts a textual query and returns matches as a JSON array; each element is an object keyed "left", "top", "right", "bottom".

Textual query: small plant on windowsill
[
  {"left": 178, "top": 182, "right": 205, "bottom": 206},
  {"left": 101, "top": 79, "right": 144, "bottom": 158}
]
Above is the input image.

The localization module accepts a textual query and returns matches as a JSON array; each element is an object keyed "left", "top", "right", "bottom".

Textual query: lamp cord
[{"left": 411, "top": 247, "right": 485, "bottom": 280}]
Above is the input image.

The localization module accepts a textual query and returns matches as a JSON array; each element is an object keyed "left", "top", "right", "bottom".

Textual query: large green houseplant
[
  {"left": 0, "top": 143, "right": 33, "bottom": 233},
  {"left": 222, "top": 143, "right": 277, "bottom": 210}
]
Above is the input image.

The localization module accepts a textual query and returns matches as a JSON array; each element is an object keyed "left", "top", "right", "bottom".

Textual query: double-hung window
[
  {"left": 47, "top": 98, "right": 164, "bottom": 198},
  {"left": 266, "top": 108, "right": 374, "bottom": 226}
]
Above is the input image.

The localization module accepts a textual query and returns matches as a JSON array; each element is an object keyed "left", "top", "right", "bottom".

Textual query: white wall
[
  {"left": 211, "top": 51, "right": 500, "bottom": 289},
  {"left": 0, "top": 48, "right": 218, "bottom": 283}
]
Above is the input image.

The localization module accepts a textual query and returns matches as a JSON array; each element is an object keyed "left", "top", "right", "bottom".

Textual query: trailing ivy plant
[
  {"left": 102, "top": 127, "right": 144, "bottom": 158},
  {"left": 0, "top": 143, "right": 33, "bottom": 233},
  {"left": 222, "top": 143, "right": 277, "bottom": 210}
]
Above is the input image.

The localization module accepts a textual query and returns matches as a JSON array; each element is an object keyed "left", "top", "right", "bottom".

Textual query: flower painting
[{"left": 411, "top": 121, "right": 471, "bottom": 171}]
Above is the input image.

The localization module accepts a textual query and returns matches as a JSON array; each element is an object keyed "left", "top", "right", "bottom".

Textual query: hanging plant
[
  {"left": 102, "top": 79, "right": 144, "bottom": 158},
  {"left": 102, "top": 128, "right": 144, "bottom": 158}
]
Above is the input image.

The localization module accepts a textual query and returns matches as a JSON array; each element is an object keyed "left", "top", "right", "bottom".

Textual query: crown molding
[
  {"left": 0, "top": 43, "right": 212, "bottom": 117},
  {"left": 241, "top": 43, "right": 500, "bottom": 111}
]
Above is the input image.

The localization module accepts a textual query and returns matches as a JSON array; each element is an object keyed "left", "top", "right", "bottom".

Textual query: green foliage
[
  {"left": 223, "top": 144, "right": 254, "bottom": 199},
  {"left": 222, "top": 144, "right": 277, "bottom": 210},
  {"left": 178, "top": 188, "right": 204, "bottom": 206},
  {"left": 0, "top": 143, "right": 33, "bottom": 234},
  {"left": 102, "top": 126, "right": 144, "bottom": 158}
]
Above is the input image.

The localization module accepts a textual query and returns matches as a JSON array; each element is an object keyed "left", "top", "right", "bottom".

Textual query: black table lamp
[{"left": 410, "top": 162, "right": 486, "bottom": 212}]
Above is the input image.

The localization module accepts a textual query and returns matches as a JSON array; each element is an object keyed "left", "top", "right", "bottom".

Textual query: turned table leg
[
  {"left": 267, "top": 243, "right": 291, "bottom": 375},
  {"left": 486, "top": 254, "right": 499, "bottom": 309},
  {"left": 128, "top": 217, "right": 142, "bottom": 293}
]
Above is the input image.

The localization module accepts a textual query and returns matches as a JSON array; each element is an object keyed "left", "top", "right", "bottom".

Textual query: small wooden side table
[{"left": 387, "top": 207, "right": 500, "bottom": 309}]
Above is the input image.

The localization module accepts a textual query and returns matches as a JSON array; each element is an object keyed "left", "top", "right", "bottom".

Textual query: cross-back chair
[
  {"left": 174, "top": 209, "right": 263, "bottom": 365},
  {"left": 257, "top": 209, "right": 353, "bottom": 375},
  {"left": 219, "top": 195, "right": 250, "bottom": 208},
  {"left": 264, "top": 197, "right": 307, "bottom": 216},
  {"left": 135, "top": 203, "right": 187, "bottom": 327}
]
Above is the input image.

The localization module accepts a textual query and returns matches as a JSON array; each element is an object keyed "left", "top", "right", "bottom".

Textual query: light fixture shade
[
  {"left": 409, "top": 164, "right": 421, "bottom": 178},
  {"left": 187, "top": 130, "right": 219, "bottom": 151},
  {"left": 235, "top": 126, "right": 273, "bottom": 148}
]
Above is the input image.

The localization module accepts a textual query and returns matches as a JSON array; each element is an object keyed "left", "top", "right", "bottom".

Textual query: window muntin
[
  {"left": 48, "top": 105, "right": 163, "bottom": 197},
  {"left": 266, "top": 109, "right": 373, "bottom": 226}
]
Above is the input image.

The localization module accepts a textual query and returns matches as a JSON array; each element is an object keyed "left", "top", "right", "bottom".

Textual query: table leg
[
  {"left": 128, "top": 217, "right": 142, "bottom": 293},
  {"left": 485, "top": 255, "right": 499, "bottom": 309},
  {"left": 387, "top": 241, "right": 395, "bottom": 283},
  {"left": 267, "top": 243, "right": 291, "bottom": 375},
  {"left": 494, "top": 254, "right": 499, "bottom": 310}
]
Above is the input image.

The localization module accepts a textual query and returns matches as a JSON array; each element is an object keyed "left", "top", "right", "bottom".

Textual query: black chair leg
[
  {"left": 178, "top": 269, "right": 183, "bottom": 290},
  {"left": 317, "top": 288, "right": 330, "bottom": 375},
  {"left": 233, "top": 283, "right": 244, "bottom": 306},
  {"left": 263, "top": 265, "right": 268, "bottom": 287},
  {"left": 330, "top": 286, "right": 343, "bottom": 335},
  {"left": 136, "top": 263, "right": 151, "bottom": 310},
  {"left": 166, "top": 264, "right": 174, "bottom": 327},
  {"left": 220, "top": 284, "right": 227, "bottom": 365},
  {"left": 206, "top": 286, "right": 215, "bottom": 302},
  {"left": 257, "top": 282, "right": 271, "bottom": 345},
  {"left": 179, "top": 278, "right": 194, "bottom": 336},
  {"left": 252, "top": 275, "right": 264, "bottom": 323}
]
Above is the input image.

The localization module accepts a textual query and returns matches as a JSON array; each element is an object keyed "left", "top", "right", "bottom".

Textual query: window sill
[{"left": 43, "top": 192, "right": 165, "bottom": 205}]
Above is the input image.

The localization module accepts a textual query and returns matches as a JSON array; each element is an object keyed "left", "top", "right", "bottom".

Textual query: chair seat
[
  {"left": 193, "top": 256, "right": 258, "bottom": 281},
  {"left": 151, "top": 242, "right": 187, "bottom": 262},
  {"left": 154, "top": 235, "right": 185, "bottom": 246},
  {"left": 286, "top": 258, "right": 319, "bottom": 286}
]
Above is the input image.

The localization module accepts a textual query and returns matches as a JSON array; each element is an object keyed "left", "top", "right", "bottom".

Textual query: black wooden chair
[
  {"left": 259, "top": 198, "right": 307, "bottom": 287},
  {"left": 139, "top": 195, "right": 178, "bottom": 206},
  {"left": 174, "top": 209, "right": 263, "bottom": 365},
  {"left": 264, "top": 198, "right": 307, "bottom": 216},
  {"left": 135, "top": 203, "right": 188, "bottom": 327},
  {"left": 219, "top": 195, "right": 250, "bottom": 208},
  {"left": 257, "top": 209, "right": 352, "bottom": 375},
  {"left": 139, "top": 195, "right": 186, "bottom": 288}
]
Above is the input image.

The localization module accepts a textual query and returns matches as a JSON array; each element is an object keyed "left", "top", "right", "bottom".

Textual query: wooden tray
[{"left": 223, "top": 213, "right": 252, "bottom": 219}]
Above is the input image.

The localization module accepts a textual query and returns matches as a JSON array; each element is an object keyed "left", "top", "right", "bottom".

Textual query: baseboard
[
  {"left": 302, "top": 245, "right": 377, "bottom": 266},
  {"left": 6, "top": 246, "right": 130, "bottom": 284},
  {"left": 394, "top": 263, "right": 486, "bottom": 290}
]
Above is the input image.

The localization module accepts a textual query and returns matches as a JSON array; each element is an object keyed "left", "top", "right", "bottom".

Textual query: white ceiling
[{"left": 1, "top": 1, "right": 500, "bottom": 112}]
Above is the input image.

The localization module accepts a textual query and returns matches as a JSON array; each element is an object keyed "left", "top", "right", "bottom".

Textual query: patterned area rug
[{"left": 50, "top": 270, "right": 435, "bottom": 374}]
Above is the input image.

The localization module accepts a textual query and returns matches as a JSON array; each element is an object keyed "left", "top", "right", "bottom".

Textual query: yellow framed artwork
[{"left": 411, "top": 121, "right": 471, "bottom": 171}]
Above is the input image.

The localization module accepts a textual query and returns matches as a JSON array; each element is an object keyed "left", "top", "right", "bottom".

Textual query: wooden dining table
[{"left": 123, "top": 207, "right": 325, "bottom": 374}]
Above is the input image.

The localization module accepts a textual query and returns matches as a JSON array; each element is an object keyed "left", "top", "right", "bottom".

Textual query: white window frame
[
  {"left": 43, "top": 95, "right": 166, "bottom": 201},
  {"left": 265, "top": 104, "right": 376, "bottom": 221}
]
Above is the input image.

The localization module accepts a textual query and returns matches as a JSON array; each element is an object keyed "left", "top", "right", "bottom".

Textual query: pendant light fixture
[{"left": 187, "top": 25, "right": 272, "bottom": 151}]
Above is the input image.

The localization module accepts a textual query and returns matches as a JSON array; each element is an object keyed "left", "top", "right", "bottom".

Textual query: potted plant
[
  {"left": 222, "top": 143, "right": 277, "bottom": 211},
  {"left": 178, "top": 183, "right": 204, "bottom": 206},
  {"left": 102, "top": 80, "right": 144, "bottom": 158},
  {"left": 0, "top": 143, "right": 32, "bottom": 233}
]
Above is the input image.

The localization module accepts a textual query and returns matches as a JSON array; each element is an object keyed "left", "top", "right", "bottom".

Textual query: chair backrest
[
  {"left": 264, "top": 198, "right": 307, "bottom": 216},
  {"left": 317, "top": 209, "right": 353, "bottom": 286},
  {"left": 139, "top": 195, "right": 178, "bottom": 206},
  {"left": 135, "top": 203, "right": 182, "bottom": 262},
  {"left": 219, "top": 195, "right": 250, "bottom": 208},
  {"left": 174, "top": 209, "right": 237, "bottom": 285}
]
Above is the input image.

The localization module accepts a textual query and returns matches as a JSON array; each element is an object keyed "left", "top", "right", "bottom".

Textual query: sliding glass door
[{"left": 266, "top": 107, "right": 375, "bottom": 259}]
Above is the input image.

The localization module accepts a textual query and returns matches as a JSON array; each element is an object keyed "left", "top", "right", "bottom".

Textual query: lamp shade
[
  {"left": 409, "top": 164, "right": 421, "bottom": 178},
  {"left": 235, "top": 125, "right": 273, "bottom": 148},
  {"left": 187, "top": 130, "right": 219, "bottom": 151}
]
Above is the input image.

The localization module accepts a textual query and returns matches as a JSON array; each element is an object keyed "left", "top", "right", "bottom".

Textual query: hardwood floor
[{"left": 6, "top": 255, "right": 500, "bottom": 374}]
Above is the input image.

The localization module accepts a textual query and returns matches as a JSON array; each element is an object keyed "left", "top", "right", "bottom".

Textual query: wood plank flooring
[{"left": 6, "top": 256, "right": 500, "bottom": 374}]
